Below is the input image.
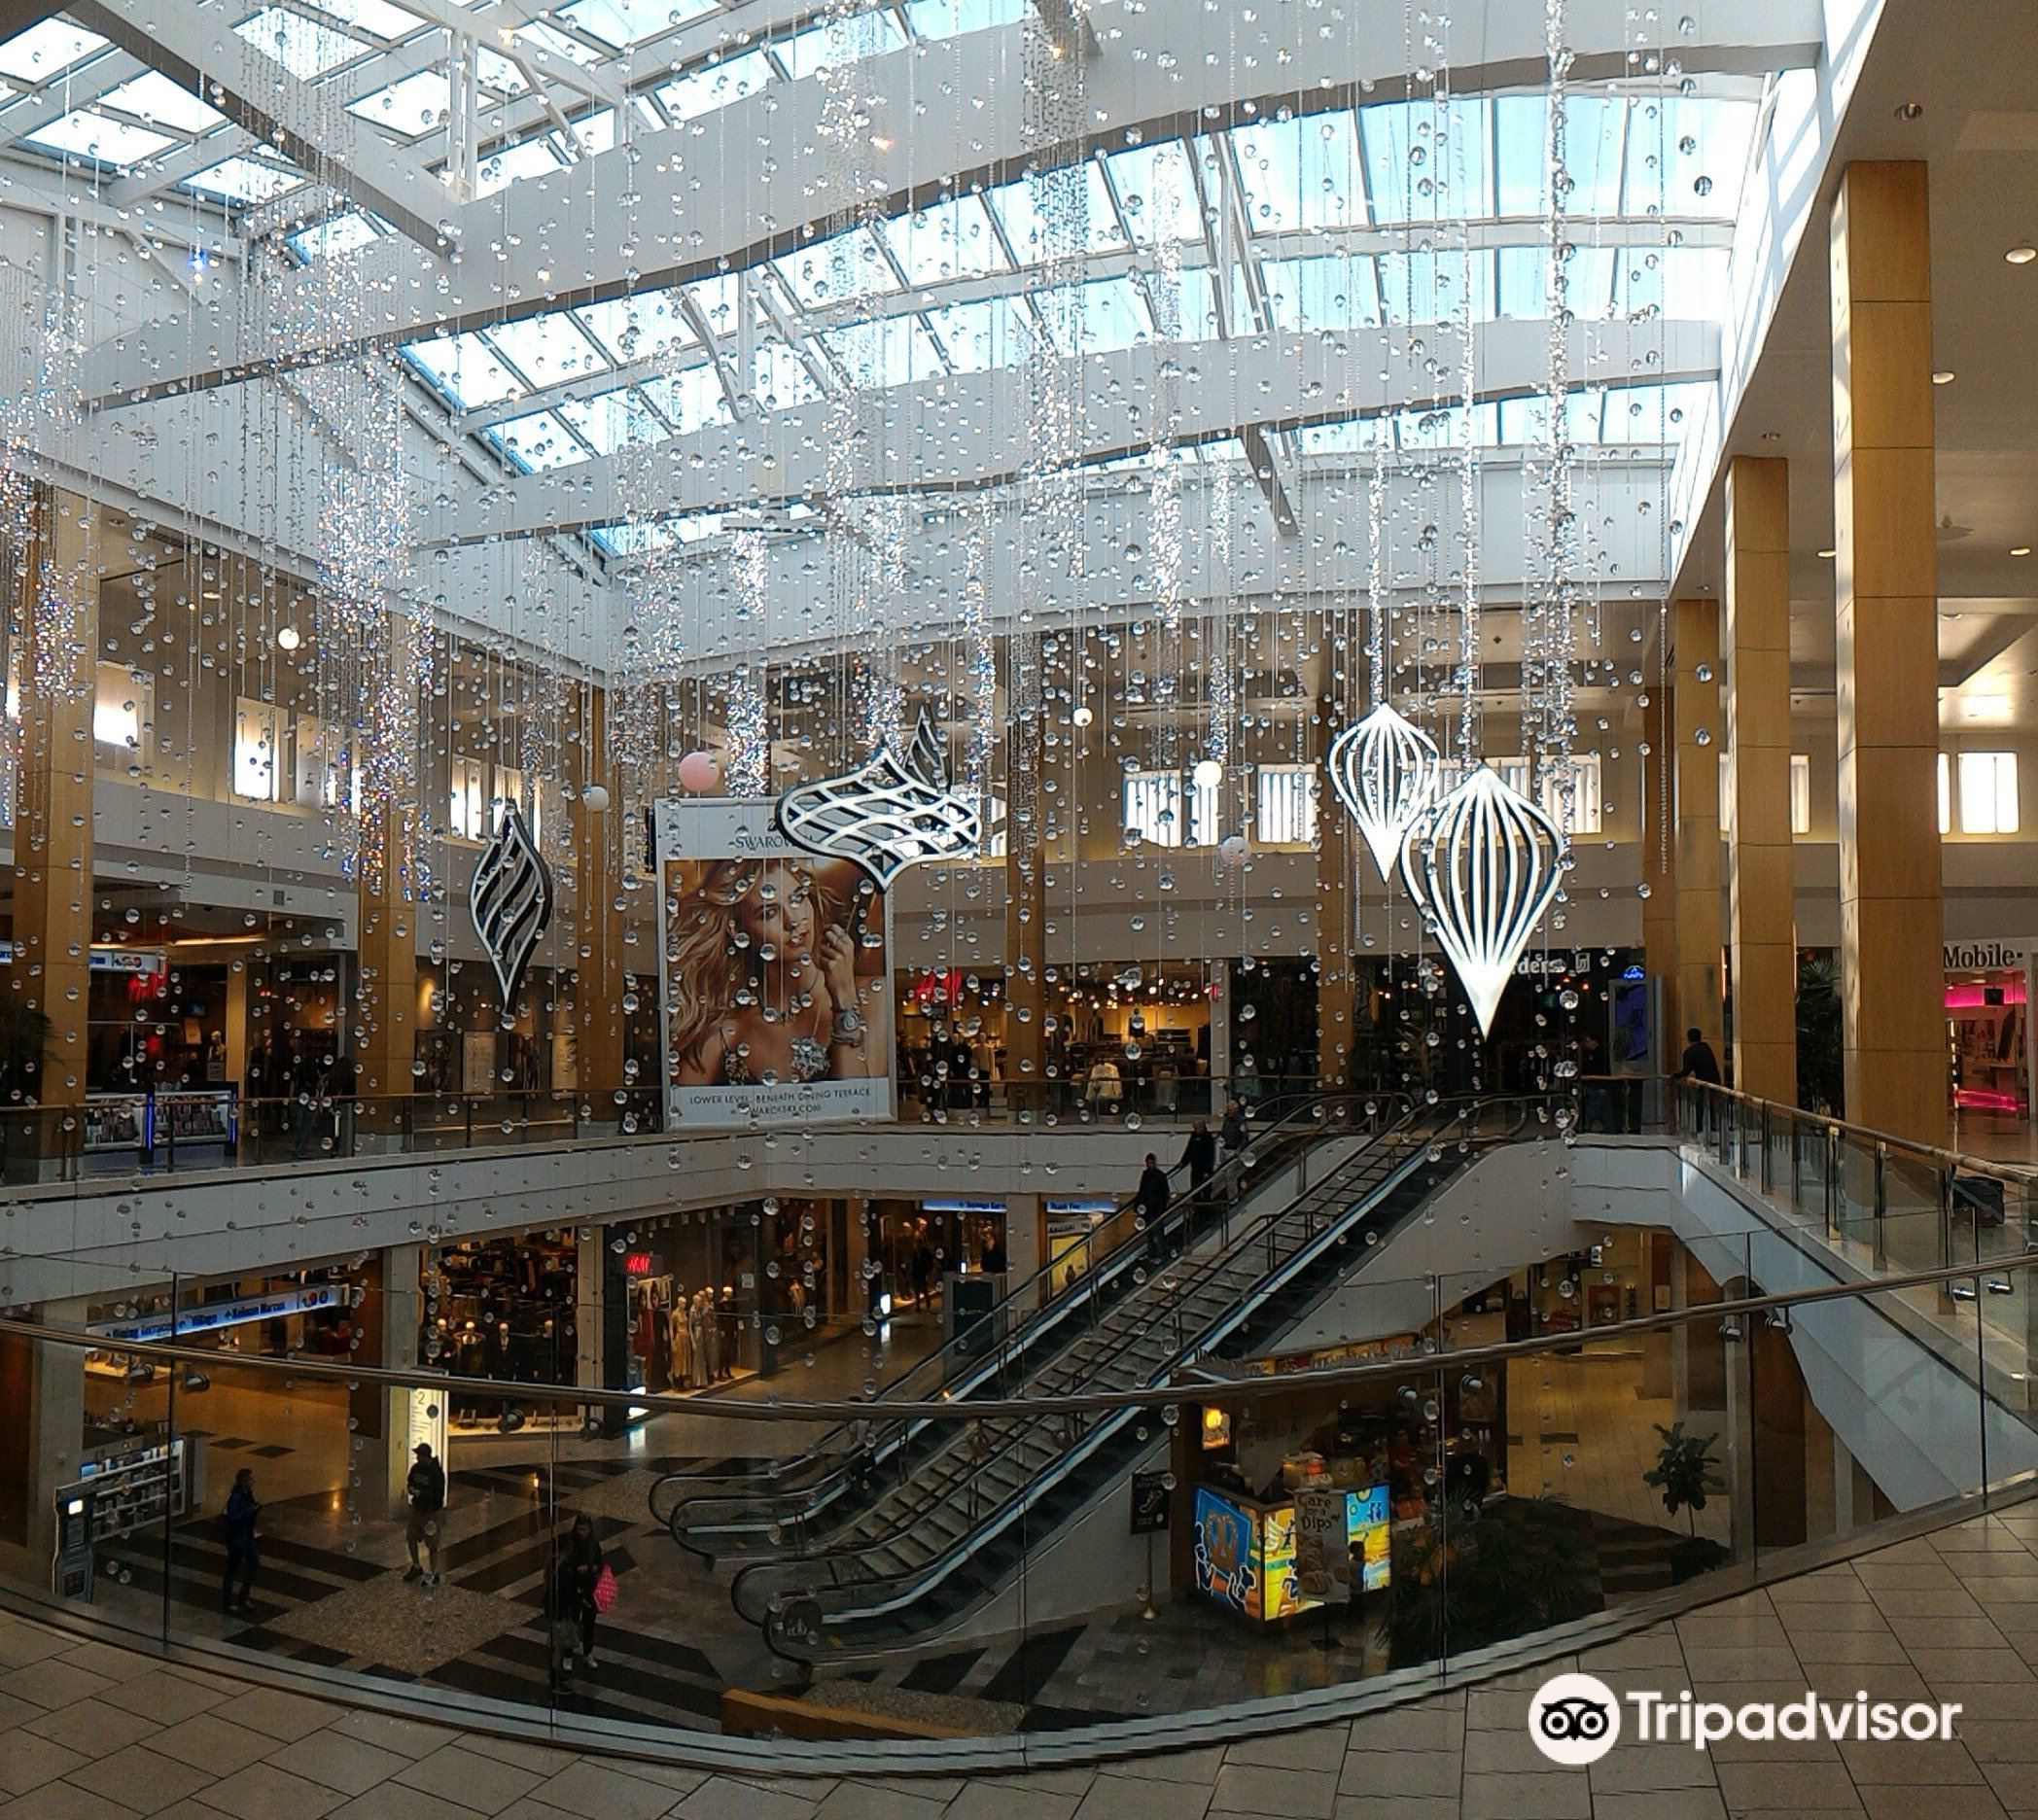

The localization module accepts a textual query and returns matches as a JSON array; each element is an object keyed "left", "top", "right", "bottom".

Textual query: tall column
[
  {"left": 573, "top": 684, "right": 626, "bottom": 1123},
  {"left": 355, "top": 791, "right": 417, "bottom": 1142},
  {"left": 1670, "top": 599, "right": 1725, "bottom": 1058},
  {"left": 1641, "top": 686, "right": 1676, "bottom": 988},
  {"left": 1723, "top": 456, "right": 1799, "bottom": 1104},
  {"left": 1003, "top": 846, "right": 1046, "bottom": 1114},
  {"left": 14, "top": 489, "right": 99, "bottom": 1175},
  {"left": 1314, "top": 700, "right": 1354, "bottom": 1089},
  {"left": 1831, "top": 161, "right": 1947, "bottom": 1146}
]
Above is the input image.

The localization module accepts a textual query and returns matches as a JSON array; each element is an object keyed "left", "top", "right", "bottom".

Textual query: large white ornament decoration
[
  {"left": 776, "top": 709, "right": 983, "bottom": 890},
  {"left": 1326, "top": 703, "right": 1444, "bottom": 882},
  {"left": 470, "top": 800, "right": 554, "bottom": 1008},
  {"left": 1399, "top": 766, "right": 1566, "bottom": 1037}
]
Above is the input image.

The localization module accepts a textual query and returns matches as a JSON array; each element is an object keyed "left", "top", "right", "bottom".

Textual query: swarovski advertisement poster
[{"left": 651, "top": 799, "right": 896, "bottom": 1131}]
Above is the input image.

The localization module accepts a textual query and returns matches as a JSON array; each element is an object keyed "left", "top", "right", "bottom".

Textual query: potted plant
[{"left": 1644, "top": 1419, "right": 1730, "bottom": 1581}]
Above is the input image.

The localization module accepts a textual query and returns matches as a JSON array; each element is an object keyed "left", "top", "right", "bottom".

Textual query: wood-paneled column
[
  {"left": 1723, "top": 456, "right": 1799, "bottom": 1103},
  {"left": 1670, "top": 598, "right": 1725, "bottom": 1059},
  {"left": 1830, "top": 161, "right": 1947, "bottom": 1145},
  {"left": 573, "top": 684, "right": 626, "bottom": 1122},
  {"left": 1314, "top": 699, "right": 1353, "bottom": 1089},
  {"left": 14, "top": 487, "right": 99, "bottom": 1176},
  {"left": 355, "top": 620, "right": 420, "bottom": 1144}
]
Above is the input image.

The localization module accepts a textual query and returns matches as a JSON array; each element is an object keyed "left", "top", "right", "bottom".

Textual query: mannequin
[{"left": 668, "top": 1287, "right": 693, "bottom": 1390}]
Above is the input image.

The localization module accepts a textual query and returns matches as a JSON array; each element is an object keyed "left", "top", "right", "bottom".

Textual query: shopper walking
[
  {"left": 1136, "top": 1151, "right": 1174, "bottom": 1261},
  {"left": 219, "top": 1467, "right": 261, "bottom": 1614},
  {"left": 1180, "top": 1119, "right": 1218, "bottom": 1212},
  {"left": 404, "top": 1442, "right": 446, "bottom": 1584},
  {"left": 549, "top": 1512, "right": 610, "bottom": 1680}
]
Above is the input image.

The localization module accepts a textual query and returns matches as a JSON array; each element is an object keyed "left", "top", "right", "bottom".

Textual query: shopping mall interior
[{"left": 0, "top": 0, "right": 2032, "bottom": 1815}]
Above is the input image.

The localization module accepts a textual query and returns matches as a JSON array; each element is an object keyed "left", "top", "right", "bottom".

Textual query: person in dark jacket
[
  {"left": 404, "top": 1443, "right": 446, "bottom": 1584},
  {"left": 1673, "top": 1027, "right": 1723, "bottom": 1133},
  {"left": 1220, "top": 1098, "right": 1247, "bottom": 1153},
  {"left": 1674, "top": 1028, "right": 1722, "bottom": 1085},
  {"left": 550, "top": 1512, "right": 608, "bottom": 1679},
  {"left": 1136, "top": 1153, "right": 1174, "bottom": 1260},
  {"left": 220, "top": 1468, "right": 260, "bottom": 1614},
  {"left": 1180, "top": 1121, "right": 1218, "bottom": 1209}
]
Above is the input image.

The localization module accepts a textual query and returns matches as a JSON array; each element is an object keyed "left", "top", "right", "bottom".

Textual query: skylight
[
  {"left": 23, "top": 111, "right": 176, "bottom": 169},
  {"left": 186, "top": 157, "right": 308, "bottom": 207},
  {"left": 236, "top": 7, "right": 364, "bottom": 79},
  {"left": 100, "top": 71, "right": 228, "bottom": 137},
  {"left": 0, "top": 19, "right": 108, "bottom": 84}
]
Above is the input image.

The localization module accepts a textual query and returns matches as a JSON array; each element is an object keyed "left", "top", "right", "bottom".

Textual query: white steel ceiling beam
[
  {"left": 78, "top": 0, "right": 1819, "bottom": 406},
  {"left": 431, "top": 313, "right": 1720, "bottom": 544},
  {"left": 64, "top": 0, "right": 455, "bottom": 257}
]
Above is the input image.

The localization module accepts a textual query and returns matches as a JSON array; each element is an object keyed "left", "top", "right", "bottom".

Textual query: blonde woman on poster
[{"left": 665, "top": 855, "right": 886, "bottom": 1088}]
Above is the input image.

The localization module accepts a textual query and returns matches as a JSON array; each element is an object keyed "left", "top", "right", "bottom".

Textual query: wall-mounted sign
[
  {"left": 1945, "top": 941, "right": 2029, "bottom": 972},
  {"left": 89, "top": 1283, "right": 341, "bottom": 1344},
  {"left": 923, "top": 1198, "right": 1006, "bottom": 1215}
]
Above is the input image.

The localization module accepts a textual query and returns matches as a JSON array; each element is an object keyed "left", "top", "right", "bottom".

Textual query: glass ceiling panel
[
  {"left": 483, "top": 314, "right": 605, "bottom": 388},
  {"left": 776, "top": 8, "right": 908, "bottom": 83},
  {"left": 0, "top": 20, "right": 109, "bottom": 83},
  {"left": 774, "top": 227, "right": 899, "bottom": 308},
  {"left": 100, "top": 71, "right": 228, "bottom": 136},
  {"left": 319, "top": 0, "right": 432, "bottom": 42},
  {"left": 575, "top": 293, "right": 698, "bottom": 366},
  {"left": 1262, "top": 257, "right": 1382, "bottom": 332},
  {"left": 641, "top": 364, "right": 728, "bottom": 438},
  {"left": 751, "top": 342, "right": 823, "bottom": 411},
  {"left": 1107, "top": 142, "right": 1204, "bottom": 248},
  {"left": 187, "top": 156, "right": 307, "bottom": 206},
  {"left": 905, "top": 0, "right": 1032, "bottom": 36},
  {"left": 347, "top": 68, "right": 453, "bottom": 140},
  {"left": 925, "top": 295, "right": 1035, "bottom": 373},
  {"left": 235, "top": 7, "right": 365, "bottom": 78},
  {"left": 402, "top": 332, "right": 523, "bottom": 409},
  {"left": 1233, "top": 114, "right": 1364, "bottom": 234},
  {"left": 291, "top": 212, "right": 382, "bottom": 262},
  {"left": 559, "top": 0, "right": 720, "bottom": 50},
  {"left": 557, "top": 387, "right": 664, "bottom": 455},
  {"left": 656, "top": 50, "right": 770, "bottom": 125},
  {"left": 990, "top": 163, "right": 1129, "bottom": 263},
  {"left": 881, "top": 195, "right": 1007, "bottom": 287},
  {"left": 486, "top": 409, "right": 583, "bottom": 472},
  {"left": 23, "top": 111, "right": 176, "bottom": 169},
  {"left": 474, "top": 136, "right": 565, "bottom": 200},
  {"left": 819, "top": 316, "right": 943, "bottom": 386}
]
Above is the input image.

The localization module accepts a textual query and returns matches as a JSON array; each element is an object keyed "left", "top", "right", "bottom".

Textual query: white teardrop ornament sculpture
[
  {"left": 1325, "top": 703, "right": 1442, "bottom": 883},
  {"left": 1399, "top": 766, "right": 1566, "bottom": 1037}
]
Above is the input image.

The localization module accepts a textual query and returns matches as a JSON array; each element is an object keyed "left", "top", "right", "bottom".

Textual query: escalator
[
  {"left": 729, "top": 1096, "right": 1548, "bottom": 1662},
  {"left": 652, "top": 1089, "right": 1393, "bottom": 1560}
]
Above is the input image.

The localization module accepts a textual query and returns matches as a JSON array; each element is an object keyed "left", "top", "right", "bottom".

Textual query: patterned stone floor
[{"left": 9, "top": 1503, "right": 2038, "bottom": 1816}]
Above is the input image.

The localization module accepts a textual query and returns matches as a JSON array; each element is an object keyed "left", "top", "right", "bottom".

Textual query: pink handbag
[{"left": 592, "top": 1564, "right": 618, "bottom": 1614}]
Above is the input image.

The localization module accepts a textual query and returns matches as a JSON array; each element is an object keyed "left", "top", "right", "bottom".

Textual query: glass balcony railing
[{"left": 4, "top": 1105, "right": 2034, "bottom": 1769}]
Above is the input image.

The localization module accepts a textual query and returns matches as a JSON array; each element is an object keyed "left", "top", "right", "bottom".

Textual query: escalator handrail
[
  {"left": 670, "top": 1095, "right": 1372, "bottom": 1550},
  {"left": 736, "top": 1095, "right": 1551, "bottom": 1646},
  {"left": 660, "top": 1090, "right": 1396, "bottom": 1539}
]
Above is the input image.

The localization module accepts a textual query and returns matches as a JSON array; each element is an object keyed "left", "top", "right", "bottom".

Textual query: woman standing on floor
[{"left": 549, "top": 1511, "right": 609, "bottom": 1681}]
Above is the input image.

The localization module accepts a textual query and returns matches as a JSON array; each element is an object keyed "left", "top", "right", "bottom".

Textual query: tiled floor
[{"left": 11, "top": 1501, "right": 2038, "bottom": 1816}]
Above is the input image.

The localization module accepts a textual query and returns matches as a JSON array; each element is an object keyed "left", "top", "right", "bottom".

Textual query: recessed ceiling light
[
  {"left": 1895, "top": 101, "right": 1924, "bottom": 120},
  {"left": 2008, "top": 246, "right": 2038, "bottom": 265},
  {"left": 276, "top": 625, "right": 301, "bottom": 651},
  {"left": 1932, "top": 369, "right": 1955, "bottom": 385},
  {"left": 1818, "top": 547, "right": 1837, "bottom": 559},
  {"left": 2013, "top": 546, "right": 2033, "bottom": 558}
]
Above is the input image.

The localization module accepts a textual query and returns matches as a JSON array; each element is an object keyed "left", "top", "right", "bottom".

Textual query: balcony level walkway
[{"left": 6, "top": 1504, "right": 2038, "bottom": 1820}]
